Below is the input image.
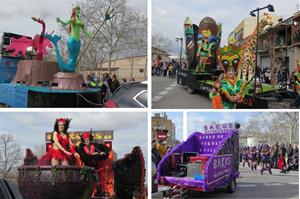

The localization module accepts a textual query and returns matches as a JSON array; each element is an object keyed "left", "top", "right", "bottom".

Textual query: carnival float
[
  {"left": 17, "top": 118, "right": 146, "bottom": 199},
  {"left": 157, "top": 123, "right": 240, "bottom": 198},
  {"left": 0, "top": 6, "right": 114, "bottom": 107},
  {"left": 177, "top": 15, "right": 298, "bottom": 109}
]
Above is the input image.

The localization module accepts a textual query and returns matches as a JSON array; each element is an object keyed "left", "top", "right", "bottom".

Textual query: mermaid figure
[{"left": 45, "top": 6, "right": 91, "bottom": 72}]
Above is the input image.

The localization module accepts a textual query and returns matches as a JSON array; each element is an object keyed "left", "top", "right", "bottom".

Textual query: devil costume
[{"left": 76, "top": 132, "right": 110, "bottom": 167}]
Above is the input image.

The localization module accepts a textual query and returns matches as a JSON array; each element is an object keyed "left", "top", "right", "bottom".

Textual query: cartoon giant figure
[{"left": 196, "top": 17, "right": 222, "bottom": 73}]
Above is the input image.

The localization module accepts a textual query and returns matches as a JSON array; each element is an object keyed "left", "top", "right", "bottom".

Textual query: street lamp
[
  {"left": 250, "top": 4, "right": 274, "bottom": 95},
  {"left": 176, "top": 37, "right": 183, "bottom": 67}
]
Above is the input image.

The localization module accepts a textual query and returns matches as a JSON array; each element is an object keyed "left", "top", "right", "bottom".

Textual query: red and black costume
[
  {"left": 76, "top": 132, "right": 110, "bottom": 167},
  {"left": 76, "top": 132, "right": 112, "bottom": 197},
  {"left": 49, "top": 132, "right": 73, "bottom": 161}
]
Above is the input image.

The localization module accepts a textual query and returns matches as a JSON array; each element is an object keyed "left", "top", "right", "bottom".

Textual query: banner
[
  {"left": 45, "top": 130, "right": 114, "bottom": 144},
  {"left": 203, "top": 123, "right": 236, "bottom": 134}
]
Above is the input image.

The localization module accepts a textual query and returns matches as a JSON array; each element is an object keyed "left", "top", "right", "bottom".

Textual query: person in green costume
[
  {"left": 196, "top": 37, "right": 211, "bottom": 72},
  {"left": 210, "top": 46, "right": 246, "bottom": 109}
]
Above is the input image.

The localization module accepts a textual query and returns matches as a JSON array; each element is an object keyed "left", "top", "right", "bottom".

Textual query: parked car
[
  {"left": 0, "top": 178, "right": 23, "bottom": 199},
  {"left": 104, "top": 81, "right": 147, "bottom": 108}
]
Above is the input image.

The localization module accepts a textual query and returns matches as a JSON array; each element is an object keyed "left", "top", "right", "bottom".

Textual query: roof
[
  {"left": 152, "top": 46, "right": 170, "bottom": 56},
  {"left": 80, "top": 67, "right": 119, "bottom": 72},
  {"left": 261, "top": 16, "right": 293, "bottom": 35}
]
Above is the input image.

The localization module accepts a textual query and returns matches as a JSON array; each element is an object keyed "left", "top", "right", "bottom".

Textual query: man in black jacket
[{"left": 110, "top": 74, "right": 120, "bottom": 94}]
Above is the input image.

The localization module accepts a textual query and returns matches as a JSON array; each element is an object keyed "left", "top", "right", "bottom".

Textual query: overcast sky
[
  {"left": 0, "top": 112, "right": 148, "bottom": 161},
  {"left": 0, "top": 0, "right": 146, "bottom": 38},
  {"left": 152, "top": 0, "right": 299, "bottom": 54},
  {"left": 187, "top": 112, "right": 298, "bottom": 136}
]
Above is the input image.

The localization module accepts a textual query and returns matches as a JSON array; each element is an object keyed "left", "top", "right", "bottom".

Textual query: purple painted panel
[
  {"left": 206, "top": 154, "right": 233, "bottom": 186},
  {"left": 164, "top": 176, "right": 205, "bottom": 188},
  {"left": 158, "top": 130, "right": 234, "bottom": 179},
  {"left": 194, "top": 133, "right": 227, "bottom": 155}
]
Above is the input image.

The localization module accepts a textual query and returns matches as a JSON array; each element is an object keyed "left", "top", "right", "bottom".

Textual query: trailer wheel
[
  {"left": 187, "top": 87, "right": 195, "bottom": 94},
  {"left": 226, "top": 178, "right": 236, "bottom": 193}
]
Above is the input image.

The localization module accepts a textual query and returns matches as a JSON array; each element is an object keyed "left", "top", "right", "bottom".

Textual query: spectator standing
[
  {"left": 152, "top": 140, "right": 161, "bottom": 166},
  {"left": 110, "top": 74, "right": 120, "bottom": 94},
  {"left": 156, "top": 140, "right": 167, "bottom": 159},
  {"left": 102, "top": 73, "right": 112, "bottom": 101},
  {"left": 162, "top": 62, "right": 167, "bottom": 77}
]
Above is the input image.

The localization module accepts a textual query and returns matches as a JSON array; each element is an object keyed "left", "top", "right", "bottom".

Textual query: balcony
[{"left": 293, "top": 32, "right": 300, "bottom": 46}]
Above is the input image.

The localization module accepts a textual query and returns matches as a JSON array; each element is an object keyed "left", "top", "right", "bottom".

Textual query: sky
[
  {"left": 152, "top": 0, "right": 299, "bottom": 54},
  {"left": 152, "top": 112, "right": 183, "bottom": 141},
  {"left": 0, "top": 0, "right": 146, "bottom": 38},
  {"left": 0, "top": 112, "right": 148, "bottom": 161},
  {"left": 187, "top": 112, "right": 270, "bottom": 135}
]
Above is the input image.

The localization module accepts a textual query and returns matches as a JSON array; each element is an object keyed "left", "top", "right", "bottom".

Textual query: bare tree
[
  {"left": 76, "top": 0, "right": 147, "bottom": 73},
  {"left": 282, "top": 112, "right": 299, "bottom": 144},
  {"left": 259, "top": 112, "right": 291, "bottom": 145},
  {"left": 240, "top": 113, "right": 263, "bottom": 137},
  {"left": 239, "top": 112, "right": 299, "bottom": 145},
  {"left": 34, "top": 144, "right": 46, "bottom": 159},
  {"left": 0, "top": 134, "right": 22, "bottom": 178},
  {"left": 119, "top": 15, "right": 147, "bottom": 79},
  {"left": 152, "top": 32, "right": 176, "bottom": 53}
]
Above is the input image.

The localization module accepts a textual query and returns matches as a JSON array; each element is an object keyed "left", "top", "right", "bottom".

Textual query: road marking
[
  {"left": 171, "top": 82, "right": 177, "bottom": 87},
  {"left": 287, "top": 182, "right": 299, "bottom": 185},
  {"left": 238, "top": 184, "right": 257, "bottom": 187},
  {"left": 264, "top": 183, "right": 282, "bottom": 186},
  {"left": 152, "top": 96, "right": 162, "bottom": 102},
  {"left": 158, "top": 91, "right": 169, "bottom": 95},
  {"left": 153, "top": 81, "right": 177, "bottom": 103},
  {"left": 165, "top": 87, "right": 173, "bottom": 90},
  {"left": 239, "top": 182, "right": 298, "bottom": 188}
]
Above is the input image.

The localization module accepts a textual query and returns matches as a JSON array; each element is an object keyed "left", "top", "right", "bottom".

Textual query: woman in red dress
[{"left": 49, "top": 118, "right": 74, "bottom": 166}]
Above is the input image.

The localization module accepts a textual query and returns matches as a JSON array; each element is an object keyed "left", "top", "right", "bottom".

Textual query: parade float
[
  {"left": 177, "top": 16, "right": 223, "bottom": 96},
  {"left": 177, "top": 15, "right": 293, "bottom": 108},
  {"left": 18, "top": 130, "right": 146, "bottom": 199},
  {"left": 0, "top": 6, "right": 114, "bottom": 107},
  {"left": 157, "top": 123, "right": 240, "bottom": 197}
]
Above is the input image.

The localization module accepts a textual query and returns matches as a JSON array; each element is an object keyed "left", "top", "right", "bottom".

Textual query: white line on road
[
  {"left": 264, "top": 183, "right": 283, "bottom": 186},
  {"left": 153, "top": 80, "right": 177, "bottom": 103},
  {"left": 158, "top": 91, "right": 169, "bottom": 95},
  {"left": 238, "top": 184, "right": 257, "bottom": 187},
  {"left": 152, "top": 96, "right": 162, "bottom": 102},
  {"left": 171, "top": 82, "right": 177, "bottom": 87},
  {"left": 165, "top": 87, "right": 173, "bottom": 90},
  {"left": 287, "top": 182, "right": 299, "bottom": 185}
]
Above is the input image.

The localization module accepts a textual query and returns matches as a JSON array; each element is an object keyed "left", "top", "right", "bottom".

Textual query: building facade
[
  {"left": 152, "top": 47, "right": 170, "bottom": 64},
  {"left": 151, "top": 113, "right": 176, "bottom": 146},
  {"left": 257, "top": 12, "right": 300, "bottom": 84},
  {"left": 228, "top": 14, "right": 280, "bottom": 46},
  {"left": 80, "top": 55, "right": 147, "bottom": 82}
]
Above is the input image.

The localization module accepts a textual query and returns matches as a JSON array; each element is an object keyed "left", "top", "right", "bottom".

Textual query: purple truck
[{"left": 158, "top": 123, "right": 240, "bottom": 195}]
